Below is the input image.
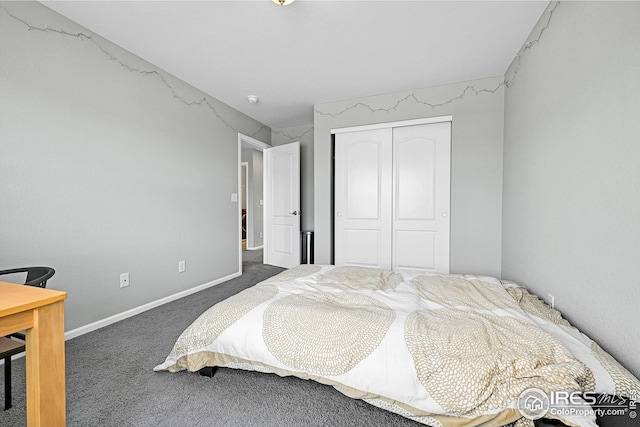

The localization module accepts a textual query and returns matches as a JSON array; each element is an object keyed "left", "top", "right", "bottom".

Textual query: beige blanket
[{"left": 156, "top": 266, "right": 640, "bottom": 427}]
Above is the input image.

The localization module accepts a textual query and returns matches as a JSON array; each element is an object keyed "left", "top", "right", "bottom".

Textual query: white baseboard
[
  {"left": 64, "top": 271, "right": 241, "bottom": 341},
  {"left": 246, "top": 245, "right": 263, "bottom": 251}
]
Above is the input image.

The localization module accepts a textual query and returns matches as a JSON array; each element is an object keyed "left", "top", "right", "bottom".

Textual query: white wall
[
  {"left": 0, "top": 2, "right": 270, "bottom": 331},
  {"left": 502, "top": 1, "right": 640, "bottom": 377},
  {"left": 314, "top": 77, "right": 505, "bottom": 276}
]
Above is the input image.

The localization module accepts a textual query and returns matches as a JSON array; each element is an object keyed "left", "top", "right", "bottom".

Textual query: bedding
[{"left": 154, "top": 265, "right": 640, "bottom": 427}]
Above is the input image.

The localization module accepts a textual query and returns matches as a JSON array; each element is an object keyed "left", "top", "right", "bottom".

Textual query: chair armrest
[{"left": 9, "top": 333, "right": 26, "bottom": 341}]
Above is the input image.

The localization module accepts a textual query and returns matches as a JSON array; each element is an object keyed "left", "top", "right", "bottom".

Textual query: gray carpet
[{"left": 0, "top": 250, "right": 424, "bottom": 427}]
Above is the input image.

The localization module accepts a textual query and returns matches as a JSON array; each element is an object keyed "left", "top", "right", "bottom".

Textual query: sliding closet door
[
  {"left": 334, "top": 129, "right": 393, "bottom": 269},
  {"left": 392, "top": 122, "right": 451, "bottom": 273}
]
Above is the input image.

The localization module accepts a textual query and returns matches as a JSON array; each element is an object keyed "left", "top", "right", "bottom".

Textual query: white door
[
  {"left": 264, "top": 142, "right": 301, "bottom": 268},
  {"left": 334, "top": 129, "right": 393, "bottom": 269},
  {"left": 334, "top": 121, "right": 451, "bottom": 273},
  {"left": 392, "top": 122, "right": 450, "bottom": 272}
]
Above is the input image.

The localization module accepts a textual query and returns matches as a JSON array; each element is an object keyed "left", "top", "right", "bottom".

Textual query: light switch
[{"left": 231, "top": 193, "right": 238, "bottom": 202}]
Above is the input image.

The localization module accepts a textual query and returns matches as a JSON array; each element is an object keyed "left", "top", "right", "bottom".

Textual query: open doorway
[{"left": 238, "top": 133, "right": 270, "bottom": 274}]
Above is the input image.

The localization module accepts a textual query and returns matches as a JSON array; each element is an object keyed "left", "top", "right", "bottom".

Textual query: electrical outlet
[
  {"left": 547, "top": 293, "right": 555, "bottom": 309},
  {"left": 178, "top": 260, "right": 186, "bottom": 273},
  {"left": 259, "top": 231, "right": 263, "bottom": 238},
  {"left": 120, "top": 272, "right": 130, "bottom": 288}
]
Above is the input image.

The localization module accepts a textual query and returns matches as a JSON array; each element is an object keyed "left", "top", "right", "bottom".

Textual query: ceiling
[{"left": 42, "top": 1, "right": 549, "bottom": 129}]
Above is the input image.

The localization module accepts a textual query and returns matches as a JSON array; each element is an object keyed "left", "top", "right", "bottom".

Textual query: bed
[{"left": 154, "top": 265, "right": 640, "bottom": 427}]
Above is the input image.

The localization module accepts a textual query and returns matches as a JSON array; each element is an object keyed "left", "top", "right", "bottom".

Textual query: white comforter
[{"left": 155, "top": 265, "right": 639, "bottom": 427}]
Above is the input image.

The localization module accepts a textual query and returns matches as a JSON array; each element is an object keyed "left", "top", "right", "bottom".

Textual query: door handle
[{"left": 290, "top": 211, "right": 301, "bottom": 215}]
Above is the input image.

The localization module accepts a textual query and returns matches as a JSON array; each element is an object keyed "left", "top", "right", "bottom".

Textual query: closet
[{"left": 333, "top": 118, "right": 451, "bottom": 273}]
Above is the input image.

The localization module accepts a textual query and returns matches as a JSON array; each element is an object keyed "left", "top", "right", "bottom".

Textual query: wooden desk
[{"left": 0, "top": 281, "right": 67, "bottom": 426}]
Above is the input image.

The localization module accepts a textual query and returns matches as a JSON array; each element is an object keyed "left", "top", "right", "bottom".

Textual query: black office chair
[{"left": 0, "top": 266, "right": 55, "bottom": 410}]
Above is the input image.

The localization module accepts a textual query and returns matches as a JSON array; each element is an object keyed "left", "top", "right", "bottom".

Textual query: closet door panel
[
  {"left": 343, "top": 229, "right": 382, "bottom": 267},
  {"left": 334, "top": 129, "right": 392, "bottom": 269},
  {"left": 395, "top": 137, "right": 436, "bottom": 220},
  {"left": 395, "top": 230, "right": 435, "bottom": 270},
  {"left": 393, "top": 122, "right": 451, "bottom": 273},
  {"left": 345, "top": 142, "right": 381, "bottom": 220}
]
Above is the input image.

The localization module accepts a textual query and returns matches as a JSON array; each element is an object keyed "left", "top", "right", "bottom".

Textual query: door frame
[
  {"left": 241, "top": 162, "right": 250, "bottom": 249},
  {"left": 331, "top": 115, "right": 453, "bottom": 135},
  {"left": 238, "top": 133, "right": 270, "bottom": 274}
]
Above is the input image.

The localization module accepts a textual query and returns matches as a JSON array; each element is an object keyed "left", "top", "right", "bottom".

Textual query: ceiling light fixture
[
  {"left": 247, "top": 95, "right": 259, "bottom": 104},
  {"left": 272, "top": 0, "right": 295, "bottom": 5}
]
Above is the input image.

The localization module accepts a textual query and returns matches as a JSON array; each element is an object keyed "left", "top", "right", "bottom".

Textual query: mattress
[{"left": 155, "top": 265, "right": 640, "bottom": 427}]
